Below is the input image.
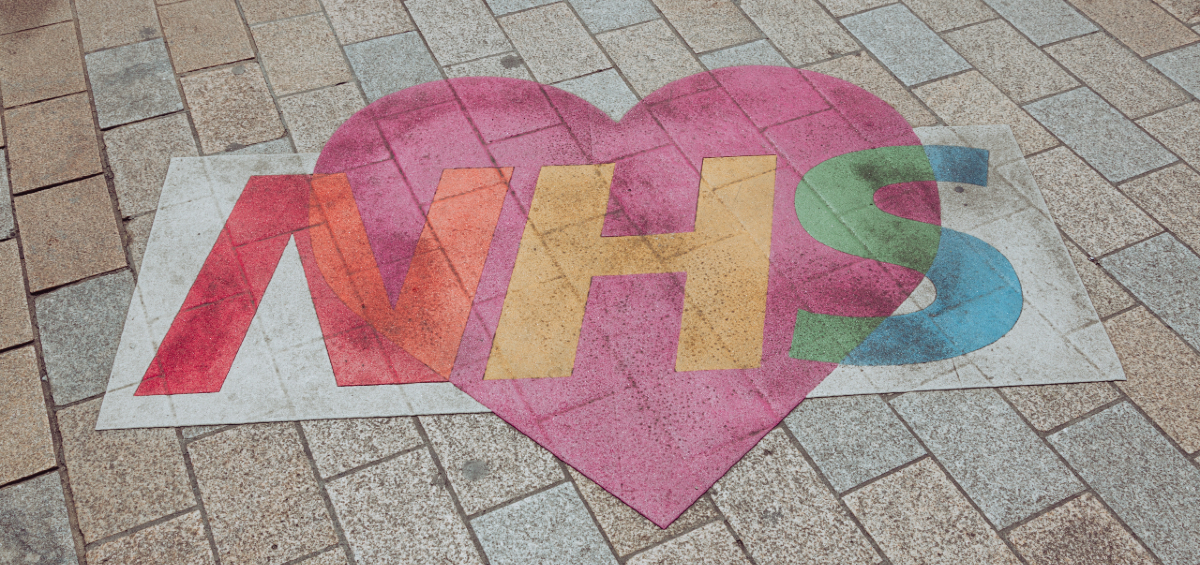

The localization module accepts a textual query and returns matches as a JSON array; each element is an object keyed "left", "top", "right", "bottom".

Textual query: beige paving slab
[
  {"left": 0, "top": 239, "right": 33, "bottom": 350},
  {"left": 0, "top": 22, "right": 86, "bottom": 108},
  {"left": 14, "top": 176, "right": 126, "bottom": 292},
  {"left": 806, "top": 52, "right": 938, "bottom": 127},
  {"left": 252, "top": 14, "right": 352, "bottom": 96},
  {"left": 124, "top": 212, "right": 155, "bottom": 275},
  {"left": 4, "top": 93, "right": 104, "bottom": 193},
  {"left": 913, "top": 70, "right": 1057, "bottom": 155},
  {"left": 597, "top": 19, "right": 704, "bottom": 97},
  {"left": 1121, "top": 163, "right": 1200, "bottom": 251},
  {"left": 1000, "top": 382, "right": 1122, "bottom": 431},
  {"left": 278, "top": 83, "right": 365, "bottom": 153},
  {"left": 740, "top": 0, "right": 859, "bottom": 65},
  {"left": 626, "top": 521, "right": 753, "bottom": 565},
  {"left": 159, "top": 0, "right": 255, "bottom": 72},
  {"left": 85, "top": 511, "right": 216, "bottom": 565},
  {"left": 58, "top": 398, "right": 195, "bottom": 541},
  {"left": 1154, "top": 0, "right": 1200, "bottom": 23},
  {"left": 297, "top": 548, "right": 350, "bottom": 565},
  {"left": 900, "top": 0, "right": 995, "bottom": 32},
  {"left": 323, "top": 0, "right": 415, "bottom": 45},
  {"left": 300, "top": 416, "right": 423, "bottom": 478},
  {"left": 1007, "top": 493, "right": 1159, "bottom": 564},
  {"left": 1067, "top": 0, "right": 1199, "bottom": 56},
  {"left": 499, "top": 3, "right": 611, "bottom": 84},
  {"left": 405, "top": 0, "right": 511, "bottom": 65},
  {"left": 237, "top": 0, "right": 321, "bottom": 24},
  {"left": 104, "top": 113, "right": 200, "bottom": 219},
  {"left": 1063, "top": 238, "right": 1137, "bottom": 317},
  {"left": 1138, "top": 101, "right": 1200, "bottom": 171},
  {"left": 650, "top": 0, "right": 760, "bottom": 53},
  {"left": 445, "top": 52, "right": 533, "bottom": 80},
  {"left": 0, "top": 0, "right": 73, "bottom": 35},
  {"left": 0, "top": 346, "right": 55, "bottom": 486},
  {"left": 180, "top": 63, "right": 286, "bottom": 154},
  {"left": 1047, "top": 33, "right": 1190, "bottom": 119},
  {"left": 76, "top": 0, "right": 162, "bottom": 52},
  {"left": 943, "top": 19, "right": 1078, "bottom": 104}
]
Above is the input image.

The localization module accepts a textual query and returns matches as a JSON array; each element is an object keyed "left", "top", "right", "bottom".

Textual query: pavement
[{"left": 2, "top": 0, "right": 1200, "bottom": 564}]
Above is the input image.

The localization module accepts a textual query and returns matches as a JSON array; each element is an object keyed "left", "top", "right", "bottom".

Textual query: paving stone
[
  {"left": 785, "top": 395, "right": 926, "bottom": 493},
  {"left": 1122, "top": 163, "right": 1200, "bottom": 251},
  {"left": 1155, "top": 0, "right": 1200, "bottom": 23},
  {"left": 551, "top": 69, "right": 640, "bottom": 121},
  {"left": 237, "top": 0, "right": 320, "bottom": 24},
  {"left": 0, "top": 239, "right": 32, "bottom": 350},
  {"left": 943, "top": 20, "right": 1078, "bottom": 104},
  {"left": 406, "top": 0, "right": 511, "bottom": 65},
  {"left": 1062, "top": 234, "right": 1137, "bottom": 317},
  {"left": 420, "top": 413, "right": 564, "bottom": 515},
  {"left": 15, "top": 177, "right": 126, "bottom": 292},
  {"left": 484, "top": 0, "right": 556, "bottom": 15},
  {"left": 86, "top": 511, "right": 216, "bottom": 565},
  {"left": 650, "top": 0, "right": 760, "bottom": 53},
  {"left": 596, "top": 20, "right": 704, "bottom": 97},
  {"left": 1024, "top": 147, "right": 1162, "bottom": 257},
  {"left": 323, "top": 0, "right": 416, "bottom": 45},
  {"left": 344, "top": 32, "right": 442, "bottom": 102},
  {"left": 807, "top": 52, "right": 938, "bottom": 128},
  {"left": 189, "top": 423, "right": 338, "bottom": 565},
  {"left": 700, "top": 39, "right": 789, "bottom": 69},
  {"left": 1148, "top": 43, "right": 1200, "bottom": 97},
  {"left": 252, "top": 14, "right": 353, "bottom": 96},
  {"left": 278, "top": 83, "right": 365, "bottom": 153},
  {"left": 0, "top": 346, "right": 55, "bottom": 486},
  {"left": 221, "top": 137, "right": 294, "bottom": 154},
  {"left": 296, "top": 548, "right": 349, "bottom": 565},
  {"left": 35, "top": 270, "right": 133, "bottom": 404},
  {"left": 4, "top": 93, "right": 104, "bottom": 193},
  {"left": 58, "top": 398, "right": 194, "bottom": 541},
  {"left": 817, "top": 0, "right": 891, "bottom": 16},
  {"left": 0, "top": 22, "right": 87, "bottom": 108},
  {"left": 1008, "top": 492, "right": 1158, "bottom": 564},
  {"left": 76, "top": 0, "right": 162, "bottom": 52},
  {"left": 981, "top": 0, "right": 1097, "bottom": 45},
  {"left": 180, "top": 425, "right": 228, "bottom": 439},
  {"left": 446, "top": 52, "right": 533, "bottom": 80},
  {"left": 159, "top": 0, "right": 255, "bottom": 73},
  {"left": 0, "top": 0, "right": 73, "bottom": 35},
  {"left": 1026, "top": 88, "right": 1178, "bottom": 183},
  {"left": 86, "top": 40, "right": 183, "bottom": 128},
  {"left": 499, "top": 4, "right": 611, "bottom": 83},
  {"left": 1138, "top": 101, "right": 1200, "bottom": 172},
  {"left": 300, "top": 417, "right": 423, "bottom": 478},
  {"left": 1001, "top": 382, "right": 1122, "bottom": 431},
  {"left": 124, "top": 213, "right": 155, "bottom": 274},
  {"left": 180, "top": 64, "right": 286, "bottom": 154},
  {"left": 326, "top": 448, "right": 484, "bottom": 564},
  {"left": 914, "top": 71, "right": 1057, "bottom": 155},
  {"left": 0, "top": 473, "right": 78, "bottom": 565},
  {"left": 567, "top": 0, "right": 658, "bottom": 32},
  {"left": 104, "top": 113, "right": 199, "bottom": 218},
  {"left": 710, "top": 429, "right": 880, "bottom": 565},
  {"left": 844, "top": 458, "right": 1022, "bottom": 565},
  {"left": 1047, "top": 33, "right": 1189, "bottom": 120},
  {"left": 900, "top": 0, "right": 995, "bottom": 32},
  {"left": 1049, "top": 402, "right": 1200, "bottom": 565},
  {"left": 471, "top": 483, "right": 617, "bottom": 565},
  {"left": 740, "top": 0, "right": 858, "bottom": 66},
  {"left": 1067, "top": 0, "right": 1199, "bottom": 56},
  {"left": 841, "top": 4, "right": 970, "bottom": 86},
  {"left": 625, "top": 521, "right": 752, "bottom": 565},
  {"left": 0, "top": 150, "right": 10, "bottom": 239},
  {"left": 1102, "top": 234, "right": 1200, "bottom": 351}
]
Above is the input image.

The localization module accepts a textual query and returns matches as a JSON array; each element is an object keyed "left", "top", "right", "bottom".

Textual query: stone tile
[
  {"left": 1122, "top": 163, "right": 1200, "bottom": 251},
  {"left": 323, "top": 0, "right": 415, "bottom": 45},
  {"left": 0, "top": 239, "right": 32, "bottom": 349},
  {"left": 499, "top": 4, "right": 611, "bottom": 84},
  {"left": 15, "top": 177, "right": 126, "bottom": 292},
  {"left": 1102, "top": 235, "right": 1200, "bottom": 350},
  {"left": 1026, "top": 88, "right": 1178, "bottom": 183},
  {"left": 180, "top": 424, "right": 228, "bottom": 439},
  {"left": 567, "top": 0, "right": 658, "bottom": 33},
  {"left": 237, "top": 0, "right": 320, "bottom": 24},
  {"left": 326, "top": 448, "right": 484, "bottom": 564},
  {"left": 844, "top": 458, "right": 1022, "bottom": 565},
  {"left": 124, "top": 213, "right": 155, "bottom": 274},
  {"left": 710, "top": 429, "right": 881, "bottom": 565},
  {"left": 420, "top": 413, "right": 564, "bottom": 515},
  {"left": 569, "top": 468, "right": 720, "bottom": 557},
  {"left": 0, "top": 0, "right": 73, "bottom": 35},
  {"left": 841, "top": 4, "right": 970, "bottom": 86},
  {"left": 943, "top": 20, "right": 1078, "bottom": 104},
  {"left": 1008, "top": 493, "right": 1158, "bottom": 565},
  {"left": 0, "top": 473, "right": 78, "bottom": 565},
  {"left": 86, "top": 40, "right": 184, "bottom": 128},
  {"left": 1024, "top": 147, "right": 1162, "bottom": 256},
  {"left": 1149, "top": 43, "right": 1200, "bottom": 97},
  {"left": 446, "top": 52, "right": 533, "bottom": 80},
  {"left": 252, "top": 14, "right": 352, "bottom": 96},
  {"left": 0, "top": 22, "right": 87, "bottom": 108},
  {"left": 159, "top": 0, "right": 255, "bottom": 72},
  {"left": 484, "top": 0, "right": 556, "bottom": 15},
  {"left": 300, "top": 417, "right": 423, "bottom": 477},
  {"left": 278, "top": 83, "right": 365, "bottom": 153},
  {"left": 1062, "top": 231, "right": 1137, "bottom": 317},
  {"left": 104, "top": 113, "right": 199, "bottom": 218},
  {"left": 86, "top": 511, "right": 216, "bottom": 565},
  {"left": 76, "top": 0, "right": 162, "bottom": 52},
  {"left": 221, "top": 136, "right": 294, "bottom": 154},
  {"left": 344, "top": 32, "right": 442, "bottom": 102},
  {"left": 914, "top": 71, "right": 1057, "bottom": 155},
  {"left": 740, "top": 0, "right": 859, "bottom": 66},
  {"left": 297, "top": 548, "right": 349, "bottom": 565},
  {"left": 189, "top": 423, "right": 338, "bottom": 564},
  {"left": 1048, "top": 402, "right": 1200, "bottom": 565},
  {"left": 901, "top": 0, "right": 995, "bottom": 32},
  {"left": 0, "top": 346, "right": 55, "bottom": 486},
  {"left": 180, "top": 64, "right": 286, "bottom": 154},
  {"left": 785, "top": 395, "right": 926, "bottom": 493},
  {"left": 596, "top": 20, "right": 704, "bottom": 97},
  {"left": 1047, "top": 33, "right": 1189, "bottom": 119},
  {"left": 807, "top": 52, "right": 938, "bottom": 127},
  {"left": 405, "top": 0, "right": 511, "bottom": 65},
  {"left": 650, "top": 0, "right": 760, "bottom": 53},
  {"left": 1067, "top": 0, "right": 1199, "bottom": 56},
  {"left": 4, "top": 93, "right": 104, "bottom": 193},
  {"left": 1138, "top": 101, "right": 1200, "bottom": 171},
  {"left": 0, "top": 150, "right": 12, "bottom": 239},
  {"left": 1000, "top": 382, "right": 1122, "bottom": 431},
  {"left": 36, "top": 270, "right": 134, "bottom": 404},
  {"left": 981, "top": 0, "right": 1097, "bottom": 45},
  {"left": 472, "top": 483, "right": 617, "bottom": 565},
  {"left": 58, "top": 398, "right": 194, "bottom": 541},
  {"left": 818, "top": 0, "right": 892, "bottom": 16},
  {"left": 700, "top": 39, "right": 789, "bottom": 69},
  {"left": 626, "top": 521, "right": 751, "bottom": 565},
  {"left": 551, "top": 69, "right": 639, "bottom": 121}
]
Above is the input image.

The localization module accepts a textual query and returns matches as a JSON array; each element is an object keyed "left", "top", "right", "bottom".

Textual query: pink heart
[{"left": 314, "top": 67, "right": 936, "bottom": 526}]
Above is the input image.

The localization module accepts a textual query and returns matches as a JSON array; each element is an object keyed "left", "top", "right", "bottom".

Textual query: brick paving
[{"left": 1, "top": 0, "right": 1198, "bottom": 563}]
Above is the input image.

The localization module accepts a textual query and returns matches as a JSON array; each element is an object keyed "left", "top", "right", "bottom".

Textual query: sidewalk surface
[{"left": 2, "top": 0, "right": 1200, "bottom": 563}]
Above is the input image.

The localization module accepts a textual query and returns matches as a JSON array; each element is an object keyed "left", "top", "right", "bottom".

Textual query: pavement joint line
[
  {"left": 176, "top": 426, "right": 225, "bottom": 565},
  {"left": 410, "top": 417, "right": 493, "bottom": 562},
  {"left": 79, "top": 503, "right": 200, "bottom": 551},
  {"left": 293, "top": 421, "right": 360, "bottom": 565},
  {"left": 559, "top": 457, "right": 625, "bottom": 562},
  {"left": 315, "top": 442, "right": 429, "bottom": 484}
]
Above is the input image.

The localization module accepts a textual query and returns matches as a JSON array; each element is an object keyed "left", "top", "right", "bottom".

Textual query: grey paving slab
[
  {"left": 567, "top": 0, "right": 658, "bottom": 33},
  {"left": 699, "top": 39, "right": 789, "bottom": 70},
  {"left": 0, "top": 473, "right": 79, "bottom": 565},
  {"left": 35, "top": 270, "right": 135, "bottom": 405},
  {"left": 472, "top": 483, "right": 617, "bottom": 565},
  {"left": 222, "top": 137, "right": 295, "bottom": 155},
  {"left": 840, "top": 4, "right": 970, "bottom": 86},
  {"left": 552, "top": 69, "right": 640, "bottom": 121},
  {"left": 784, "top": 395, "right": 926, "bottom": 493},
  {"left": 1024, "top": 88, "right": 1177, "bottom": 182},
  {"left": 1049, "top": 402, "right": 1200, "bottom": 565},
  {"left": 344, "top": 32, "right": 443, "bottom": 102},
  {"left": 740, "top": 0, "right": 858, "bottom": 66},
  {"left": 446, "top": 52, "right": 534, "bottom": 80},
  {"left": 1101, "top": 233, "right": 1200, "bottom": 350},
  {"left": 499, "top": 3, "right": 611, "bottom": 83},
  {"left": 980, "top": 0, "right": 1097, "bottom": 45},
  {"left": 85, "top": 39, "right": 183, "bottom": 129},
  {"left": 406, "top": 0, "right": 511, "bottom": 65},
  {"left": 1149, "top": 43, "right": 1200, "bottom": 97},
  {"left": 0, "top": 149, "right": 12, "bottom": 240},
  {"left": 485, "top": 0, "right": 557, "bottom": 16},
  {"left": 890, "top": 389, "right": 1083, "bottom": 527}
]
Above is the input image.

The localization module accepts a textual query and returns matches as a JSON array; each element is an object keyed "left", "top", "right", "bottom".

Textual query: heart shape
[{"left": 314, "top": 67, "right": 938, "bottom": 526}]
